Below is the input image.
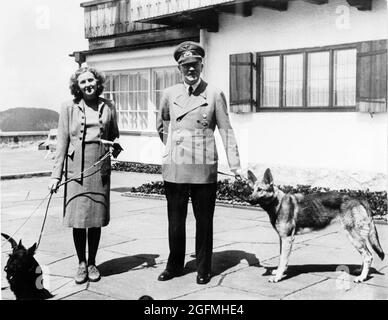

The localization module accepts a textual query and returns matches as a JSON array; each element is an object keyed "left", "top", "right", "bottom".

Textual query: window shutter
[
  {"left": 229, "top": 52, "right": 255, "bottom": 113},
  {"left": 357, "top": 40, "right": 387, "bottom": 113}
]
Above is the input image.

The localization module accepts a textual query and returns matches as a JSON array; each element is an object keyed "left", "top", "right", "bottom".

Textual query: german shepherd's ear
[
  {"left": 247, "top": 170, "right": 257, "bottom": 186},
  {"left": 263, "top": 168, "right": 274, "bottom": 185},
  {"left": 28, "top": 243, "right": 37, "bottom": 256}
]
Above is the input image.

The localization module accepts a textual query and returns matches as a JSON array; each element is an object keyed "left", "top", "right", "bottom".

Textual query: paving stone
[
  {"left": 213, "top": 216, "right": 269, "bottom": 235},
  {"left": 213, "top": 205, "right": 267, "bottom": 221},
  {"left": 87, "top": 266, "right": 220, "bottom": 300},
  {"left": 105, "top": 237, "right": 233, "bottom": 269},
  {"left": 103, "top": 238, "right": 171, "bottom": 265},
  {"left": 47, "top": 248, "right": 128, "bottom": 278},
  {"left": 2, "top": 174, "right": 388, "bottom": 300},
  {"left": 270, "top": 239, "right": 387, "bottom": 279},
  {"left": 211, "top": 242, "right": 306, "bottom": 276},
  {"left": 64, "top": 289, "right": 116, "bottom": 300},
  {"left": 214, "top": 225, "right": 279, "bottom": 244},
  {"left": 43, "top": 275, "right": 73, "bottom": 295},
  {"left": 34, "top": 229, "right": 133, "bottom": 257},
  {"left": 221, "top": 266, "right": 327, "bottom": 299},
  {"left": 2, "top": 216, "right": 66, "bottom": 243},
  {"left": 110, "top": 198, "right": 165, "bottom": 220},
  {"left": 176, "top": 285, "right": 276, "bottom": 300},
  {"left": 283, "top": 278, "right": 388, "bottom": 300},
  {"left": 50, "top": 280, "right": 89, "bottom": 300}
]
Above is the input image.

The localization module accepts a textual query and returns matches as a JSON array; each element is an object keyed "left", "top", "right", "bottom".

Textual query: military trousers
[{"left": 164, "top": 181, "right": 217, "bottom": 276}]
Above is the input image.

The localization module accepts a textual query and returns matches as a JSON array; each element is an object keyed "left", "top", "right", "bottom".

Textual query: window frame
[
  {"left": 103, "top": 66, "right": 181, "bottom": 134},
  {"left": 256, "top": 42, "right": 359, "bottom": 112}
]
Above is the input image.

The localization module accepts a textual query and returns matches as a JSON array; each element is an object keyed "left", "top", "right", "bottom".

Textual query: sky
[{"left": 0, "top": 0, "right": 88, "bottom": 112}]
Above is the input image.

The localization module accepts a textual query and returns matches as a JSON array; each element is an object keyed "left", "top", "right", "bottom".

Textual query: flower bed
[
  {"left": 128, "top": 179, "right": 387, "bottom": 221},
  {"left": 112, "top": 161, "right": 162, "bottom": 174}
]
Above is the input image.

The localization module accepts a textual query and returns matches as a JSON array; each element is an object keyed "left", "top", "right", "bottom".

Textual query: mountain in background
[{"left": 0, "top": 108, "right": 59, "bottom": 132}]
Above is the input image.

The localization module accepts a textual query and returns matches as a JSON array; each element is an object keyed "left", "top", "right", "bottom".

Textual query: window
[
  {"left": 104, "top": 67, "right": 181, "bottom": 131},
  {"left": 307, "top": 51, "right": 330, "bottom": 107},
  {"left": 333, "top": 49, "right": 357, "bottom": 107},
  {"left": 283, "top": 53, "right": 303, "bottom": 107},
  {"left": 258, "top": 47, "right": 357, "bottom": 109},
  {"left": 261, "top": 56, "right": 280, "bottom": 107},
  {"left": 230, "top": 40, "right": 386, "bottom": 113}
]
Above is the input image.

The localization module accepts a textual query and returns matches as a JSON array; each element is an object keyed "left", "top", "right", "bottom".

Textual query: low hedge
[
  {"left": 129, "top": 179, "right": 387, "bottom": 220},
  {"left": 112, "top": 161, "right": 162, "bottom": 174}
]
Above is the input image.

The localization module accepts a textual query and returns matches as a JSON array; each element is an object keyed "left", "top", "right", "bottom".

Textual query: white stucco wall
[
  {"left": 86, "top": 0, "right": 387, "bottom": 180},
  {"left": 86, "top": 46, "right": 177, "bottom": 70},
  {"left": 203, "top": 0, "right": 387, "bottom": 174},
  {"left": 86, "top": 46, "right": 178, "bottom": 164}
]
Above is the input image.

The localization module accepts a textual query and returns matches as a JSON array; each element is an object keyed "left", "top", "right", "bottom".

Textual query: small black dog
[{"left": 1, "top": 233, "right": 52, "bottom": 300}]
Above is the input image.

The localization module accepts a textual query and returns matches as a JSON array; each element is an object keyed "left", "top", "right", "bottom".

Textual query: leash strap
[
  {"left": 1, "top": 151, "right": 113, "bottom": 250},
  {"left": 56, "top": 150, "right": 112, "bottom": 189},
  {"left": 1, "top": 193, "right": 51, "bottom": 249},
  {"left": 36, "top": 191, "right": 53, "bottom": 249},
  {"left": 218, "top": 170, "right": 244, "bottom": 181}
]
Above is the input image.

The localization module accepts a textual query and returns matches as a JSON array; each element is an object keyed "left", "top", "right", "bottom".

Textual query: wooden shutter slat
[
  {"left": 357, "top": 40, "right": 387, "bottom": 113},
  {"left": 229, "top": 52, "right": 254, "bottom": 113}
]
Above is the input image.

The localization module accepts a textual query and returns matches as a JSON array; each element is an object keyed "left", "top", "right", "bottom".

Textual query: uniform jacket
[
  {"left": 156, "top": 80, "right": 241, "bottom": 183},
  {"left": 51, "top": 97, "right": 119, "bottom": 181}
]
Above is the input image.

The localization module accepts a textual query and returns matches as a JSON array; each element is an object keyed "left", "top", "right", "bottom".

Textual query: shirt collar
[{"left": 183, "top": 78, "right": 202, "bottom": 94}]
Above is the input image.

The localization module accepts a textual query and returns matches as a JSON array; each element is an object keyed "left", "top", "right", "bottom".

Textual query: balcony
[
  {"left": 130, "top": 0, "right": 289, "bottom": 32},
  {"left": 130, "top": 0, "right": 373, "bottom": 32},
  {"left": 77, "top": 0, "right": 200, "bottom": 57},
  {"left": 81, "top": 0, "right": 165, "bottom": 39}
]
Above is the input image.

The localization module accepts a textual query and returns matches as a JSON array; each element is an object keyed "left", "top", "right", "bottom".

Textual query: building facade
[{"left": 76, "top": 0, "right": 387, "bottom": 189}]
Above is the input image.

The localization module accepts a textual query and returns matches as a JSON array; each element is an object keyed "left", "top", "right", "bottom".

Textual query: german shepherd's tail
[{"left": 361, "top": 201, "right": 385, "bottom": 260}]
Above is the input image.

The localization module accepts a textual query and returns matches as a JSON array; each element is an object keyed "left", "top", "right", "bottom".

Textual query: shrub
[
  {"left": 112, "top": 162, "right": 162, "bottom": 174},
  {"left": 128, "top": 179, "right": 387, "bottom": 219}
]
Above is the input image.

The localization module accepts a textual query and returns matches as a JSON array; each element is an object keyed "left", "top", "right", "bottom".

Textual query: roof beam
[
  {"left": 346, "top": 0, "right": 372, "bottom": 10},
  {"left": 302, "top": 0, "right": 329, "bottom": 5},
  {"left": 218, "top": 2, "right": 253, "bottom": 17},
  {"left": 253, "top": 0, "right": 288, "bottom": 11}
]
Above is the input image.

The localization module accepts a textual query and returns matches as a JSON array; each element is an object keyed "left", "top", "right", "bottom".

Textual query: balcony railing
[
  {"left": 130, "top": 0, "right": 372, "bottom": 23},
  {"left": 81, "top": 0, "right": 165, "bottom": 39},
  {"left": 130, "top": 0, "right": 236, "bottom": 21}
]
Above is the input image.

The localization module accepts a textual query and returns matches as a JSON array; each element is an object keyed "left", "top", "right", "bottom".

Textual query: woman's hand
[
  {"left": 48, "top": 178, "right": 60, "bottom": 193},
  {"left": 100, "top": 139, "right": 123, "bottom": 158}
]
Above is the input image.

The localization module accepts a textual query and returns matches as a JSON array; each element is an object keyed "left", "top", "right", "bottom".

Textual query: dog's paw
[
  {"left": 353, "top": 275, "right": 367, "bottom": 283},
  {"left": 268, "top": 275, "right": 282, "bottom": 283},
  {"left": 271, "top": 268, "right": 288, "bottom": 276}
]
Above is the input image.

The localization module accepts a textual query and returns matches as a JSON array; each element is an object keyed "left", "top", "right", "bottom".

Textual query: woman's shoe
[
  {"left": 87, "top": 265, "right": 101, "bottom": 282},
  {"left": 75, "top": 262, "right": 88, "bottom": 284}
]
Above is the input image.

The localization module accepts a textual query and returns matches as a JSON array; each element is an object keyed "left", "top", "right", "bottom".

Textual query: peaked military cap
[{"left": 174, "top": 41, "right": 205, "bottom": 65}]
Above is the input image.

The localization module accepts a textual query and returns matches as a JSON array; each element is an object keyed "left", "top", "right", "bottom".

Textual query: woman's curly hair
[{"left": 69, "top": 67, "right": 106, "bottom": 102}]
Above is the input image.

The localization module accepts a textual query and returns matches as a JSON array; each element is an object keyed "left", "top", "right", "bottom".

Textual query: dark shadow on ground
[
  {"left": 97, "top": 254, "right": 159, "bottom": 277},
  {"left": 262, "top": 264, "right": 384, "bottom": 282},
  {"left": 184, "top": 250, "right": 260, "bottom": 276}
]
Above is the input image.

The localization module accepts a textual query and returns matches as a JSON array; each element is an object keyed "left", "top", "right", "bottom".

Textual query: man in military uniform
[{"left": 156, "top": 41, "right": 242, "bottom": 285}]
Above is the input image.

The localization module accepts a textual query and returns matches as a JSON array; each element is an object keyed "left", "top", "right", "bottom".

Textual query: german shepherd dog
[
  {"left": 1, "top": 233, "right": 52, "bottom": 300},
  {"left": 246, "top": 169, "right": 385, "bottom": 283}
]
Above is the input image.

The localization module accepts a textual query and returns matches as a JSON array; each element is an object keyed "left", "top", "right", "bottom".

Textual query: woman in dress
[{"left": 48, "top": 67, "right": 120, "bottom": 284}]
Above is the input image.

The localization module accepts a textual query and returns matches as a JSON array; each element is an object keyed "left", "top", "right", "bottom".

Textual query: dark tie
[{"left": 188, "top": 86, "right": 193, "bottom": 96}]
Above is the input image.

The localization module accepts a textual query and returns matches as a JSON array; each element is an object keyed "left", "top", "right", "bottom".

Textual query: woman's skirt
[{"left": 63, "top": 142, "right": 110, "bottom": 228}]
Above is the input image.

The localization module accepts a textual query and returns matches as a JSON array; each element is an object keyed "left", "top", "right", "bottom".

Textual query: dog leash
[
  {"left": 218, "top": 170, "right": 244, "bottom": 181},
  {"left": 2, "top": 151, "right": 113, "bottom": 250}
]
